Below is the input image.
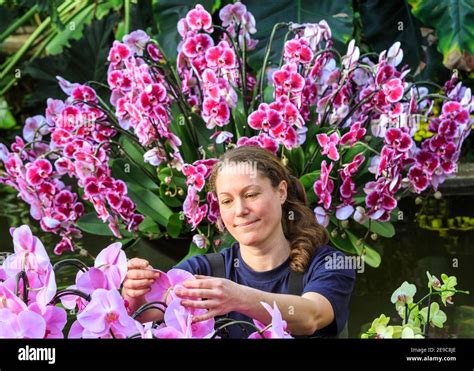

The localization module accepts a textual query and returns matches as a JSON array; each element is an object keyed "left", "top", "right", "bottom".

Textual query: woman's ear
[{"left": 278, "top": 180, "right": 288, "bottom": 204}]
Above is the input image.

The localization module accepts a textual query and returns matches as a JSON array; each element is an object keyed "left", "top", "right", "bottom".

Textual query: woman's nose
[{"left": 234, "top": 198, "right": 249, "bottom": 216}]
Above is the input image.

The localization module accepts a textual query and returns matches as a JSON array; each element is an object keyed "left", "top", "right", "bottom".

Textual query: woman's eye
[
  {"left": 221, "top": 199, "right": 231, "bottom": 205},
  {"left": 245, "top": 193, "right": 258, "bottom": 199}
]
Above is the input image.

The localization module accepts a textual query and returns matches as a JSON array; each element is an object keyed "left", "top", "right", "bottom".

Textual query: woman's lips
[{"left": 235, "top": 219, "right": 259, "bottom": 228}]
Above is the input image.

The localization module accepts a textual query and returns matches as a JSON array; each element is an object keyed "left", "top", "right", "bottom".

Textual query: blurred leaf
[
  {"left": 286, "top": 146, "right": 305, "bottom": 176},
  {"left": 408, "top": 0, "right": 474, "bottom": 70},
  {"left": 23, "top": 13, "right": 118, "bottom": 107},
  {"left": 362, "top": 220, "right": 396, "bottom": 238},
  {"left": 179, "top": 240, "right": 209, "bottom": 264},
  {"left": 127, "top": 183, "right": 172, "bottom": 226},
  {"left": 110, "top": 158, "right": 159, "bottom": 191},
  {"left": 346, "top": 230, "right": 381, "bottom": 268},
  {"left": 328, "top": 225, "right": 358, "bottom": 255},
  {"left": 77, "top": 212, "right": 133, "bottom": 237},
  {"left": 159, "top": 183, "right": 183, "bottom": 207},
  {"left": 299, "top": 170, "right": 319, "bottom": 204},
  {"left": 0, "top": 97, "right": 16, "bottom": 129},
  {"left": 166, "top": 212, "right": 183, "bottom": 238},
  {"left": 46, "top": 3, "right": 95, "bottom": 55}
]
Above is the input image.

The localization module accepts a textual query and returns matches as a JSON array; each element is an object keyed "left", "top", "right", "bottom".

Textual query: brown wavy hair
[{"left": 208, "top": 145, "right": 329, "bottom": 273}]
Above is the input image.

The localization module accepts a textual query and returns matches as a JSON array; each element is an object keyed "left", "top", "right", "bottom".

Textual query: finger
[
  {"left": 183, "top": 279, "right": 214, "bottom": 288},
  {"left": 194, "top": 274, "right": 212, "bottom": 279},
  {"left": 123, "top": 278, "right": 155, "bottom": 290},
  {"left": 127, "top": 269, "right": 160, "bottom": 280},
  {"left": 192, "top": 311, "right": 216, "bottom": 323},
  {"left": 181, "top": 299, "right": 216, "bottom": 309},
  {"left": 127, "top": 258, "right": 150, "bottom": 269},
  {"left": 175, "top": 288, "right": 214, "bottom": 299},
  {"left": 123, "top": 288, "right": 151, "bottom": 298}
]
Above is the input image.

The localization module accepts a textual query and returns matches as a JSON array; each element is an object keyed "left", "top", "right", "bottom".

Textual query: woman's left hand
[{"left": 175, "top": 275, "right": 246, "bottom": 322}]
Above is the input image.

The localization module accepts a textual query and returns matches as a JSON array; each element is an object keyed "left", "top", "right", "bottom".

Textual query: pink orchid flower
[
  {"left": 94, "top": 242, "right": 127, "bottom": 290},
  {"left": 248, "top": 301, "right": 293, "bottom": 339},
  {"left": 145, "top": 268, "right": 195, "bottom": 304},
  {"left": 317, "top": 132, "right": 340, "bottom": 161},
  {"left": 0, "top": 308, "right": 46, "bottom": 338},
  {"left": 154, "top": 297, "right": 215, "bottom": 338},
  {"left": 77, "top": 289, "right": 139, "bottom": 338}
]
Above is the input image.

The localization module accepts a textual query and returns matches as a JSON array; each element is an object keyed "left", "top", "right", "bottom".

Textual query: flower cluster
[
  {"left": 108, "top": 30, "right": 184, "bottom": 170},
  {"left": 0, "top": 78, "right": 144, "bottom": 252},
  {"left": 0, "top": 225, "right": 291, "bottom": 339}
]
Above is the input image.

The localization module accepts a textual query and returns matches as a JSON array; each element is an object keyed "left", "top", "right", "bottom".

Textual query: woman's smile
[{"left": 234, "top": 219, "right": 260, "bottom": 228}]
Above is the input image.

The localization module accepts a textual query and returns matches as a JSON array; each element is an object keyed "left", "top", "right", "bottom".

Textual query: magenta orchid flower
[
  {"left": 186, "top": 4, "right": 213, "bottom": 33},
  {"left": 317, "top": 132, "right": 340, "bottom": 161}
]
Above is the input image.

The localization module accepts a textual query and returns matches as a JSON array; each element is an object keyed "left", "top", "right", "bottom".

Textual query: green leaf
[
  {"left": 0, "top": 97, "right": 16, "bottom": 129},
  {"left": 246, "top": 0, "right": 354, "bottom": 70},
  {"left": 341, "top": 142, "right": 369, "bottom": 164},
  {"left": 46, "top": 4, "right": 96, "bottom": 55},
  {"left": 24, "top": 13, "right": 118, "bottom": 106},
  {"left": 178, "top": 240, "right": 209, "bottom": 265},
  {"left": 299, "top": 171, "right": 319, "bottom": 205},
  {"left": 166, "top": 213, "right": 183, "bottom": 238},
  {"left": 286, "top": 146, "right": 305, "bottom": 177},
  {"left": 362, "top": 220, "right": 395, "bottom": 238},
  {"left": 77, "top": 212, "right": 133, "bottom": 237},
  {"left": 327, "top": 223, "right": 358, "bottom": 255},
  {"left": 138, "top": 216, "right": 161, "bottom": 234},
  {"left": 408, "top": 0, "right": 474, "bottom": 70},
  {"left": 127, "top": 183, "right": 172, "bottom": 226},
  {"left": 111, "top": 158, "right": 159, "bottom": 191},
  {"left": 346, "top": 230, "right": 382, "bottom": 268},
  {"left": 159, "top": 184, "right": 183, "bottom": 207}
]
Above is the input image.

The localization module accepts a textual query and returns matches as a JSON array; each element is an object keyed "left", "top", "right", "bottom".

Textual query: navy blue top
[{"left": 175, "top": 242, "right": 356, "bottom": 338}]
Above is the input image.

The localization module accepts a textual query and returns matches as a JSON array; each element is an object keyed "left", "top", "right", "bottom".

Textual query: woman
[{"left": 122, "top": 146, "right": 356, "bottom": 338}]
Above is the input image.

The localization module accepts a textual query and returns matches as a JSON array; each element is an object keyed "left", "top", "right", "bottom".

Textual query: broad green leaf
[
  {"left": 408, "top": 0, "right": 474, "bottom": 69},
  {"left": 346, "top": 230, "right": 381, "bottom": 268},
  {"left": 166, "top": 212, "right": 183, "bottom": 238},
  {"left": 77, "top": 212, "right": 133, "bottom": 237},
  {"left": 127, "top": 183, "right": 172, "bottom": 226},
  {"left": 111, "top": 158, "right": 159, "bottom": 191},
  {"left": 299, "top": 171, "right": 319, "bottom": 205},
  {"left": 362, "top": 220, "right": 395, "bottom": 238},
  {"left": 46, "top": 4, "right": 95, "bottom": 55},
  {"left": 24, "top": 14, "right": 118, "bottom": 105},
  {"left": 0, "top": 97, "right": 16, "bottom": 129},
  {"left": 178, "top": 241, "right": 209, "bottom": 265}
]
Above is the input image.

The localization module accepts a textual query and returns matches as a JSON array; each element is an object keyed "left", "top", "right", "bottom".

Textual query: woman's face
[{"left": 215, "top": 165, "right": 287, "bottom": 247}]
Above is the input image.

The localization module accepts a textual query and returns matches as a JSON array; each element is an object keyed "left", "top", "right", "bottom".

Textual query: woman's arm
[{"left": 177, "top": 276, "right": 334, "bottom": 336}]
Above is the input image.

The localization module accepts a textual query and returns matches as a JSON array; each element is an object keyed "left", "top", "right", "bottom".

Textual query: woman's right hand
[{"left": 122, "top": 258, "right": 161, "bottom": 302}]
